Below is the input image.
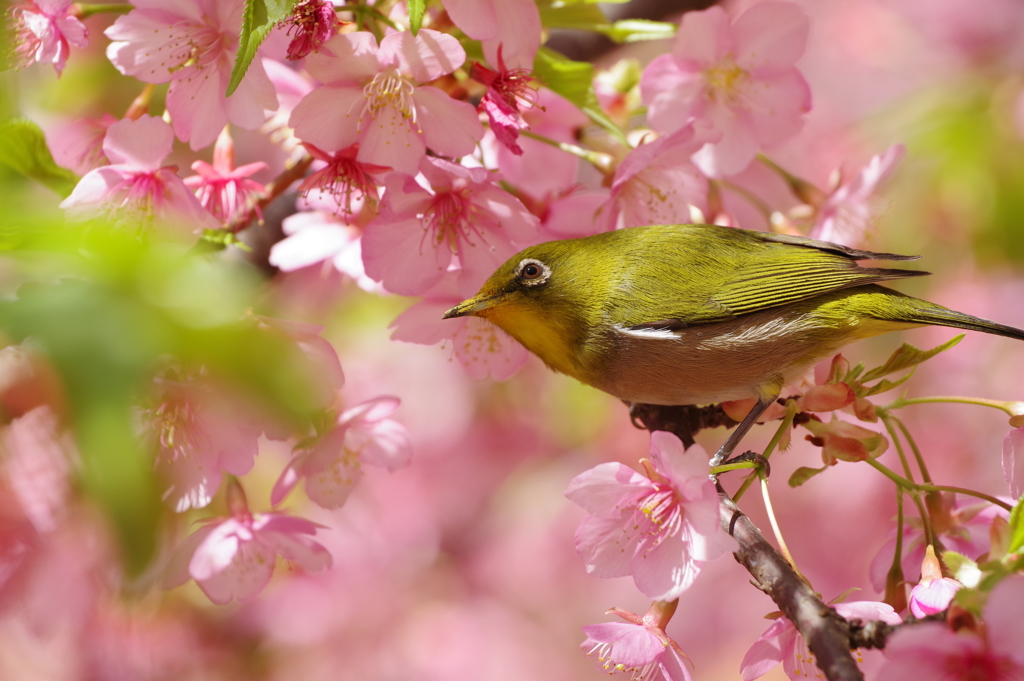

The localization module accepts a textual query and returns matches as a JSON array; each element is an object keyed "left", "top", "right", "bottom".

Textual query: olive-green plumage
[{"left": 443, "top": 224, "right": 1024, "bottom": 408}]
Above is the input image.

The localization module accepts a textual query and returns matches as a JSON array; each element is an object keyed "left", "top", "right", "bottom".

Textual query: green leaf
[
  {"left": 408, "top": 0, "right": 425, "bottom": 35},
  {"left": 532, "top": 47, "right": 628, "bottom": 146},
  {"left": 861, "top": 367, "right": 917, "bottom": 397},
  {"left": 227, "top": 0, "right": 296, "bottom": 97},
  {"left": 1009, "top": 495, "right": 1024, "bottom": 554},
  {"left": 0, "top": 119, "right": 79, "bottom": 197},
  {"left": 538, "top": 4, "right": 608, "bottom": 30},
  {"left": 861, "top": 335, "right": 964, "bottom": 382},
  {"left": 788, "top": 465, "right": 827, "bottom": 487},
  {"left": 601, "top": 19, "right": 676, "bottom": 43}
]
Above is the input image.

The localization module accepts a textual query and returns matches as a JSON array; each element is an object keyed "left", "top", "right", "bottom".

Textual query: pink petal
[
  {"left": 671, "top": 5, "right": 730, "bottom": 67},
  {"left": 909, "top": 579, "right": 960, "bottom": 618},
  {"left": 270, "top": 222, "right": 351, "bottom": 271},
  {"left": 356, "top": 105, "right": 426, "bottom": 176},
  {"left": 479, "top": 0, "right": 541, "bottom": 70},
  {"left": 575, "top": 512, "right": 640, "bottom": 579},
  {"left": 189, "top": 519, "right": 246, "bottom": 580},
  {"left": 349, "top": 419, "right": 412, "bottom": 471},
  {"left": 650, "top": 431, "right": 709, "bottom": 494},
  {"left": 741, "top": 70, "right": 811, "bottom": 148},
  {"left": 442, "top": 0, "right": 497, "bottom": 40},
  {"left": 633, "top": 528, "right": 699, "bottom": 600},
  {"left": 166, "top": 63, "right": 231, "bottom": 151},
  {"left": 411, "top": 86, "right": 485, "bottom": 160},
  {"left": 162, "top": 524, "right": 217, "bottom": 589},
  {"left": 104, "top": 8, "right": 186, "bottom": 83},
  {"left": 339, "top": 396, "right": 401, "bottom": 425},
  {"left": 259, "top": 530, "right": 332, "bottom": 573},
  {"left": 303, "top": 456, "right": 362, "bottom": 510},
  {"left": 270, "top": 455, "right": 304, "bottom": 506},
  {"left": 691, "top": 100, "right": 760, "bottom": 177},
  {"left": 565, "top": 462, "right": 651, "bottom": 515},
  {"left": 733, "top": 1, "right": 809, "bottom": 73},
  {"left": 641, "top": 56, "right": 707, "bottom": 136},
  {"left": 222, "top": 56, "right": 279, "bottom": 131},
  {"left": 450, "top": 316, "right": 529, "bottom": 380},
  {"left": 1003, "top": 426, "right": 1024, "bottom": 498},
  {"left": 740, "top": 619, "right": 792, "bottom": 681},
  {"left": 380, "top": 29, "right": 465, "bottom": 83},
  {"left": 306, "top": 32, "right": 382, "bottom": 85},
  {"left": 60, "top": 166, "right": 128, "bottom": 218},
  {"left": 361, "top": 215, "right": 450, "bottom": 295},
  {"left": 389, "top": 299, "right": 453, "bottom": 346},
  {"left": 194, "top": 539, "right": 275, "bottom": 604},
  {"left": 102, "top": 115, "right": 173, "bottom": 169},
  {"left": 983, "top": 574, "right": 1024, "bottom": 657},
  {"left": 289, "top": 85, "right": 365, "bottom": 153},
  {"left": 582, "top": 622, "right": 663, "bottom": 667},
  {"left": 471, "top": 183, "right": 539, "bottom": 244},
  {"left": 544, "top": 190, "right": 610, "bottom": 238},
  {"left": 833, "top": 601, "right": 902, "bottom": 625}
]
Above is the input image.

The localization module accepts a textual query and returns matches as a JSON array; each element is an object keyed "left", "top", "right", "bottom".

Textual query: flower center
[
  {"left": 586, "top": 642, "right": 659, "bottom": 681},
  {"left": 638, "top": 485, "right": 683, "bottom": 542},
  {"left": 423, "top": 188, "right": 485, "bottom": 254},
  {"left": 163, "top": 20, "right": 223, "bottom": 73},
  {"left": 110, "top": 170, "right": 167, "bottom": 224},
  {"left": 704, "top": 55, "right": 748, "bottom": 103},
  {"left": 362, "top": 67, "right": 416, "bottom": 120}
]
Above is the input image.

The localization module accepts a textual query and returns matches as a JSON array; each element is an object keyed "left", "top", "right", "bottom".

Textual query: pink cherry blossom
[
  {"left": 470, "top": 48, "right": 540, "bottom": 155},
  {"left": 741, "top": 601, "right": 901, "bottom": 681},
  {"left": 601, "top": 122, "right": 721, "bottom": 230},
  {"left": 390, "top": 272, "right": 530, "bottom": 380},
  {"left": 582, "top": 607, "right": 693, "bottom": 681},
  {"left": 876, "top": 575, "right": 1024, "bottom": 681},
  {"left": 163, "top": 481, "right": 331, "bottom": 604},
  {"left": 564, "top": 431, "right": 736, "bottom": 601},
  {"left": 270, "top": 209, "right": 380, "bottom": 293},
  {"left": 271, "top": 396, "right": 411, "bottom": 510},
  {"left": 870, "top": 493, "right": 1008, "bottom": 592},
  {"left": 1002, "top": 425, "right": 1024, "bottom": 498},
  {"left": 262, "top": 59, "right": 315, "bottom": 162},
  {"left": 184, "top": 128, "right": 267, "bottom": 228},
  {"left": 284, "top": 0, "right": 336, "bottom": 61},
  {"left": 810, "top": 144, "right": 906, "bottom": 247},
  {"left": 361, "top": 156, "right": 539, "bottom": 296},
  {"left": 143, "top": 374, "right": 262, "bottom": 512},
  {"left": 908, "top": 547, "right": 961, "bottom": 618},
  {"left": 288, "top": 30, "right": 483, "bottom": 175},
  {"left": 296, "top": 143, "right": 389, "bottom": 215},
  {"left": 105, "top": 0, "right": 279, "bottom": 150},
  {"left": 10, "top": 0, "right": 88, "bottom": 76},
  {"left": 59, "top": 115, "right": 220, "bottom": 234},
  {"left": 640, "top": 1, "right": 811, "bottom": 177},
  {"left": 536, "top": 186, "right": 611, "bottom": 240},
  {"left": 47, "top": 113, "right": 117, "bottom": 175},
  {"left": 442, "top": 0, "right": 541, "bottom": 70}
]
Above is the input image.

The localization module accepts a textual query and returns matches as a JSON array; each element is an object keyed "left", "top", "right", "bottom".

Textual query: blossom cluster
[{"left": 5, "top": 0, "right": 1024, "bottom": 679}]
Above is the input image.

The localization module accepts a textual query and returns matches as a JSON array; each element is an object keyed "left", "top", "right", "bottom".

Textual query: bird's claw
[{"left": 722, "top": 450, "right": 771, "bottom": 478}]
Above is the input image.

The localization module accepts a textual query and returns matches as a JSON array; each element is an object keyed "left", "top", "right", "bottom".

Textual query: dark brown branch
[
  {"left": 630, "top": 403, "right": 866, "bottom": 681},
  {"left": 236, "top": 154, "right": 315, "bottom": 233}
]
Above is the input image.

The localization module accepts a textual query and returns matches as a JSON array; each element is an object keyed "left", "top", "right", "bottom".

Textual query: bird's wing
[{"left": 612, "top": 224, "right": 929, "bottom": 328}]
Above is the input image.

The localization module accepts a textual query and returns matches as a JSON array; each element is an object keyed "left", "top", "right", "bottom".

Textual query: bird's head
[{"left": 442, "top": 240, "right": 595, "bottom": 375}]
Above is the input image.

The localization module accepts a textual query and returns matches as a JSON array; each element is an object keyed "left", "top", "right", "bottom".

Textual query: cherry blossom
[
  {"left": 59, "top": 115, "right": 220, "bottom": 234},
  {"left": 869, "top": 493, "right": 1008, "bottom": 592},
  {"left": 163, "top": 481, "right": 331, "bottom": 604},
  {"left": 741, "top": 601, "right": 901, "bottom": 680},
  {"left": 470, "top": 49, "right": 540, "bottom": 155},
  {"left": 184, "top": 128, "right": 267, "bottom": 228},
  {"left": 295, "top": 143, "right": 389, "bottom": 215},
  {"left": 254, "top": 316, "right": 346, "bottom": 417},
  {"left": 640, "top": 1, "right": 811, "bottom": 177},
  {"left": 908, "top": 546, "right": 961, "bottom": 619},
  {"left": 10, "top": 0, "right": 87, "bottom": 76},
  {"left": 105, "top": 0, "right": 278, "bottom": 150},
  {"left": 361, "top": 156, "right": 539, "bottom": 296},
  {"left": 442, "top": 0, "right": 541, "bottom": 70},
  {"left": 270, "top": 207, "right": 380, "bottom": 293},
  {"left": 810, "top": 144, "right": 906, "bottom": 247},
  {"left": 284, "top": 0, "right": 336, "bottom": 61},
  {"left": 47, "top": 113, "right": 117, "bottom": 175},
  {"left": 390, "top": 272, "right": 530, "bottom": 380},
  {"left": 1, "top": 406, "right": 75, "bottom": 533},
  {"left": 271, "top": 396, "right": 411, "bottom": 510},
  {"left": 262, "top": 59, "right": 315, "bottom": 162},
  {"left": 143, "top": 374, "right": 261, "bottom": 512},
  {"left": 582, "top": 606, "right": 693, "bottom": 681},
  {"left": 564, "top": 431, "right": 736, "bottom": 601},
  {"left": 601, "top": 122, "right": 720, "bottom": 230},
  {"left": 288, "top": 30, "right": 483, "bottom": 175},
  {"left": 876, "top": 575, "right": 1024, "bottom": 681}
]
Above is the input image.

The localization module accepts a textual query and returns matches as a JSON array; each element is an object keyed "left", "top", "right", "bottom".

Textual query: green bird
[{"left": 442, "top": 223, "right": 1024, "bottom": 465}]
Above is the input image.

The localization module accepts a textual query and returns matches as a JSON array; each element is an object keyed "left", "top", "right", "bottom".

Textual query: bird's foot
[{"left": 716, "top": 450, "right": 771, "bottom": 478}]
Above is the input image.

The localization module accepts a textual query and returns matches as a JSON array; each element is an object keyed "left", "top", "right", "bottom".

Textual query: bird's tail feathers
[{"left": 896, "top": 307, "right": 1024, "bottom": 342}]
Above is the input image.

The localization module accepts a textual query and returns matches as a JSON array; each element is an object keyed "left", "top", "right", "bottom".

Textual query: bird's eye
[{"left": 516, "top": 259, "right": 550, "bottom": 286}]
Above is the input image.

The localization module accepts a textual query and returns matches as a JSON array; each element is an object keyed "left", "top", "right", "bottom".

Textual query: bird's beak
[{"left": 442, "top": 293, "right": 502, "bottom": 319}]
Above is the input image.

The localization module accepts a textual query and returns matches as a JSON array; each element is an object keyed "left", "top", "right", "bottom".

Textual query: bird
[{"left": 441, "top": 223, "right": 1024, "bottom": 466}]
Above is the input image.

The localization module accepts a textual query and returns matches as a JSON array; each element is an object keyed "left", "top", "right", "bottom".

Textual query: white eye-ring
[{"left": 515, "top": 258, "right": 551, "bottom": 286}]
